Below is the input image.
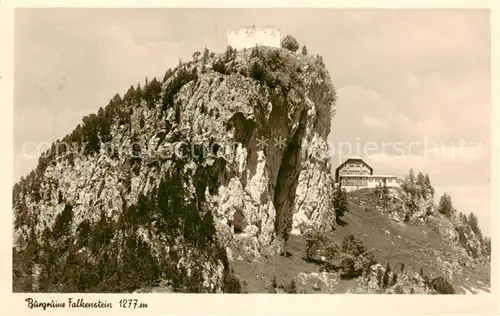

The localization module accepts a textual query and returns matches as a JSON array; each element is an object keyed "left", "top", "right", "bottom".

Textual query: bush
[
  {"left": 338, "top": 235, "right": 376, "bottom": 280},
  {"left": 304, "top": 230, "right": 327, "bottom": 260},
  {"left": 429, "top": 276, "right": 455, "bottom": 294},
  {"left": 339, "top": 255, "right": 357, "bottom": 279},
  {"left": 213, "top": 58, "right": 226, "bottom": 74},
  {"left": 283, "top": 279, "right": 297, "bottom": 293},
  {"left": 223, "top": 269, "right": 242, "bottom": 293},
  {"left": 281, "top": 35, "right": 299, "bottom": 52},
  {"left": 266, "top": 275, "right": 277, "bottom": 293},
  {"left": 249, "top": 60, "right": 266, "bottom": 83},
  {"left": 341, "top": 234, "right": 365, "bottom": 257}
]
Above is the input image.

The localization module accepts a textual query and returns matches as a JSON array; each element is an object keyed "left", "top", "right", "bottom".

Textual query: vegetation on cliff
[{"left": 13, "top": 38, "right": 335, "bottom": 293}]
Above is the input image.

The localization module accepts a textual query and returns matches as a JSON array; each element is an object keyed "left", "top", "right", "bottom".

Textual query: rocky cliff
[{"left": 12, "top": 45, "right": 336, "bottom": 292}]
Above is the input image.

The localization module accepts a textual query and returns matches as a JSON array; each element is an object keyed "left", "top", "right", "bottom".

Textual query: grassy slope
[{"left": 231, "top": 190, "right": 490, "bottom": 294}]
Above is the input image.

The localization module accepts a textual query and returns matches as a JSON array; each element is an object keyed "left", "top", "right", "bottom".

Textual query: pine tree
[
  {"left": 301, "top": 45, "right": 308, "bottom": 56},
  {"left": 382, "top": 262, "right": 391, "bottom": 289},
  {"left": 315, "top": 54, "right": 325, "bottom": 68},
  {"left": 202, "top": 47, "right": 210, "bottom": 63},
  {"left": 408, "top": 168, "right": 416, "bottom": 184},
  {"left": 438, "top": 193, "right": 455, "bottom": 217},
  {"left": 123, "top": 85, "right": 136, "bottom": 104},
  {"left": 416, "top": 172, "right": 426, "bottom": 197},
  {"left": 381, "top": 179, "right": 390, "bottom": 207},
  {"left": 416, "top": 172, "right": 425, "bottom": 186},
  {"left": 282, "top": 225, "right": 290, "bottom": 256},
  {"left": 163, "top": 68, "right": 174, "bottom": 82},
  {"left": 287, "top": 279, "right": 297, "bottom": 293},
  {"left": 483, "top": 237, "right": 491, "bottom": 257},
  {"left": 424, "top": 173, "right": 434, "bottom": 197},
  {"left": 390, "top": 272, "right": 398, "bottom": 286},
  {"left": 467, "top": 213, "right": 482, "bottom": 239},
  {"left": 192, "top": 51, "right": 201, "bottom": 62},
  {"left": 333, "top": 186, "right": 348, "bottom": 220}
]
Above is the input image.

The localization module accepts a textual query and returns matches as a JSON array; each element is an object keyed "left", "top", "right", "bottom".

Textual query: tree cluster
[
  {"left": 400, "top": 169, "right": 436, "bottom": 221},
  {"left": 456, "top": 211, "right": 490, "bottom": 260},
  {"left": 162, "top": 65, "right": 199, "bottom": 111},
  {"left": 401, "top": 168, "right": 435, "bottom": 199},
  {"left": 13, "top": 156, "right": 240, "bottom": 293}
]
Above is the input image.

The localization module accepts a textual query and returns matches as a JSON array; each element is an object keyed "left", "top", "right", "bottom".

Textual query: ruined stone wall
[{"left": 228, "top": 26, "right": 281, "bottom": 50}]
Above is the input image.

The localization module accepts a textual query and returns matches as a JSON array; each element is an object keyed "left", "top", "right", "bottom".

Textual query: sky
[{"left": 14, "top": 9, "right": 491, "bottom": 234}]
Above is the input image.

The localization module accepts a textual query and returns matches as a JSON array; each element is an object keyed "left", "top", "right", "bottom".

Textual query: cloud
[
  {"left": 424, "top": 143, "right": 486, "bottom": 160},
  {"left": 361, "top": 114, "right": 386, "bottom": 129}
]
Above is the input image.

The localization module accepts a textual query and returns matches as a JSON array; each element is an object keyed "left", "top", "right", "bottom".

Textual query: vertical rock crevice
[{"left": 273, "top": 110, "right": 308, "bottom": 240}]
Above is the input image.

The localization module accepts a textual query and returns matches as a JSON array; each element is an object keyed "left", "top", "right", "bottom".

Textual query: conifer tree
[
  {"left": 382, "top": 262, "right": 391, "bottom": 289},
  {"left": 390, "top": 272, "right": 398, "bottom": 286},
  {"left": 301, "top": 45, "right": 308, "bottom": 56},
  {"left": 202, "top": 47, "right": 210, "bottom": 63},
  {"left": 192, "top": 51, "right": 201, "bottom": 62},
  {"left": 424, "top": 173, "right": 434, "bottom": 197},
  {"left": 438, "top": 193, "right": 455, "bottom": 217},
  {"left": 416, "top": 172, "right": 425, "bottom": 186},
  {"left": 467, "top": 213, "right": 482, "bottom": 238},
  {"left": 408, "top": 168, "right": 416, "bottom": 184},
  {"left": 333, "top": 186, "right": 348, "bottom": 220}
]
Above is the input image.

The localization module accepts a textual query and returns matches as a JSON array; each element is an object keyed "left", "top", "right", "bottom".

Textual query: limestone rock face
[{"left": 12, "top": 46, "right": 337, "bottom": 292}]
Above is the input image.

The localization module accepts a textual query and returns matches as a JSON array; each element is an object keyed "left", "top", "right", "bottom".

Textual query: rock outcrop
[{"left": 12, "top": 45, "right": 337, "bottom": 292}]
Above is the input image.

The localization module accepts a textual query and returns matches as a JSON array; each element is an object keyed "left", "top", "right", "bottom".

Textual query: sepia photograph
[{"left": 7, "top": 5, "right": 494, "bottom": 300}]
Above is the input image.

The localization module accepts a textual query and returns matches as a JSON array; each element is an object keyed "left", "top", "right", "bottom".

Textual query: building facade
[
  {"left": 227, "top": 26, "right": 281, "bottom": 50},
  {"left": 335, "top": 156, "right": 400, "bottom": 192}
]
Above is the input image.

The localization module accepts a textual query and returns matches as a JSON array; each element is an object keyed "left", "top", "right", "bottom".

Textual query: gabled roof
[{"left": 334, "top": 157, "right": 374, "bottom": 182}]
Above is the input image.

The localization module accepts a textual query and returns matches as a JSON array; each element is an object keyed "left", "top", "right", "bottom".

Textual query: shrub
[
  {"left": 341, "top": 234, "right": 366, "bottom": 257},
  {"left": 339, "top": 255, "right": 356, "bottom": 279},
  {"left": 223, "top": 269, "right": 242, "bottom": 293},
  {"left": 281, "top": 35, "right": 299, "bottom": 52},
  {"left": 283, "top": 279, "right": 297, "bottom": 293},
  {"left": 304, "top": 230, "right": 327, "bottom": 260},
  {"left": 429, "top": 276, "right": 455, "bottom": 294},
  {"left": 213, "top": 58, "right": 226, "bottom": 74},
  {"left": 249, "top": 60, "right": 266, "bottom": 83},
  {"left": 266, "top": 275, "right": 278, "bottom": 293}
]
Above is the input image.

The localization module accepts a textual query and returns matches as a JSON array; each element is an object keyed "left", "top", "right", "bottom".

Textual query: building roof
[{"left": 334, "top": 156, "right": 374, "bottom": 182}]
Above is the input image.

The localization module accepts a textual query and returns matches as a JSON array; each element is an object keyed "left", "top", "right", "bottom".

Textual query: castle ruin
[{"left": 227, "top": 25, "right": 281, "bottom": 50}]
